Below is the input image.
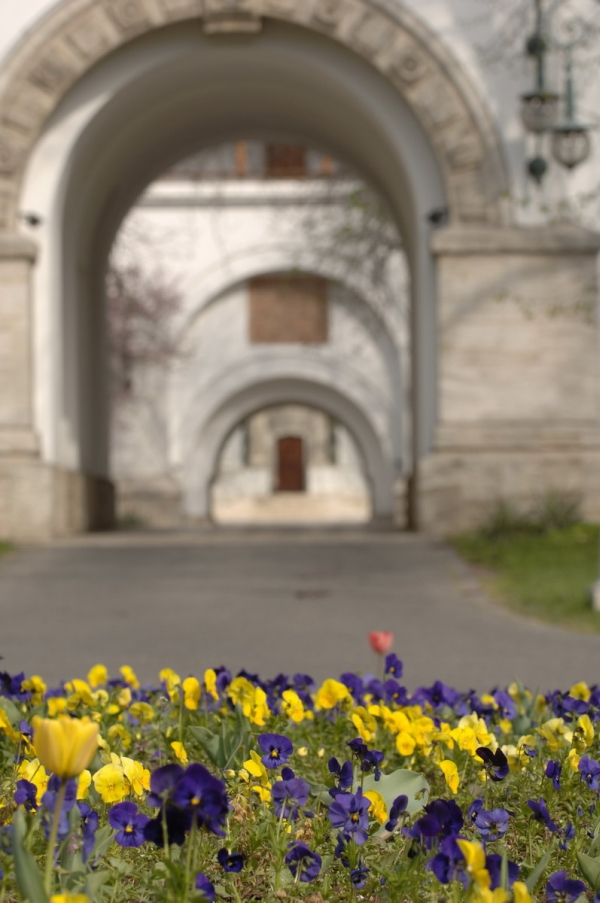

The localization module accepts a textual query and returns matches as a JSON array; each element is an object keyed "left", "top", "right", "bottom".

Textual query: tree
[{"left": 105, "top": 261, "right": 184, "bottom": 403}]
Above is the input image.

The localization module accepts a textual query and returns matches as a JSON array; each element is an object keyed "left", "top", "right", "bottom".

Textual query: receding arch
[{"left": 182, "top": 377, "right": 396, "bottom": 522}]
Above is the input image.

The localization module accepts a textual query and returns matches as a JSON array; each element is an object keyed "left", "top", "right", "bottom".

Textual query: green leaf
[
  {"left": 83, "top": 869, "right": 111, "bottom": 899},
  {"left": 500, "top": 848, "right": 509, "bottom": 892},
  {"left": 12, "top": 808, "right": 49, "bottom": 903},
  {"left": 188, "top": 726, "right": 222, "bottom": 767},
  {"left": 362, "top": 768, "right": 430, "bottom": 819},
  {"left": 577, "top": 851, "right": 600, "bottom": 890},
  {"left": 89, "top": 824, "right": 115, "bottom": 862},
  {"left": 525, "top": 846, "right": 553, "bottom": 893}
]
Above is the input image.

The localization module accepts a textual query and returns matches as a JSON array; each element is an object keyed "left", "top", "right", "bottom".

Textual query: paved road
[{"left": 0, "top": 530, "right": 599, "bottom": 694}]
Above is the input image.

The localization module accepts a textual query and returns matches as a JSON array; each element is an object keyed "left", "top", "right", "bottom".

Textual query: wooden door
[{"left": 277, "top": 436, "right": 304, "bottom": 491}]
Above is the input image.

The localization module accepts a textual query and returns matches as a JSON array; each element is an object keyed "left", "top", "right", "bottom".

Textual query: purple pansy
[
  {"left": 527, "top": 797, "right": 558, "bottom": 833},
  {"left": 545, "top": 760, "right": 562, "bottom": 791},
  {"left": 328, "top": 788, "right": 371, "bottom": 845},
  {"left": 579, "top": 756, "right": 600, "bottom": 791},
  {"left": 474, "top": 808, "right": 510, "bottom": 841},
  {"left": 217, "top": 848, "right": 244, "bottom": 872},
  {"left": 171, "top": 764, "right": 229, "bottom": 836},
  {"left": 285, "top": 841, "right": 322, "bottom": 883},
  {"left": 258, "top": 733, "right": 293, "bottom": 769},
  {"left": 108, "top": 801, "right": 149, "bottom": 848},
  {"left": 195, "top": 873, "right": 215, "bottom": 902},
  {"left": 271, "top": 776, "right": 310, "bottom": 821},
  {"left": 545, "top": 870, "right": 586, "bottom": 903}
]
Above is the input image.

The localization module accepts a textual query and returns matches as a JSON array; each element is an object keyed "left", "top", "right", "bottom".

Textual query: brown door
[{"left": 277, "top": 436, "right": 304, "bottom": 491}]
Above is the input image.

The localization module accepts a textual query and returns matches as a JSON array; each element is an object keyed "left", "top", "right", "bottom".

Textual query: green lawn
[
  {"left": 0, "top": 541, "right": 12, "bottom": 558},
  {"left": 450, "top": 523, "right": 600, "bottom": 632}
]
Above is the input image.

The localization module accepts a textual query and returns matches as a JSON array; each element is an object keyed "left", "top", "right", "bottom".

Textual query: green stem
[
  {"left": 162, "top": 804, "right": 171, "bottom": 862},
  {"left": 274, "top": 804, "right": 286, "bottom": 891},
  {"left": 44, "top": 779, "right": 67, "bottom": 895},
  {"left": 184, "top": 817, "right": 197, "bottom": 903}
]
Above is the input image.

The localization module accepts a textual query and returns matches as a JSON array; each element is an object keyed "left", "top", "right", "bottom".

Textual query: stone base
[
  {"left": 420, "top": 430, "right": 600, "bottom": 535},
  {"left": 0, "top": 456, "right": 115, "bottom": 541},
  {"left": 116, "top": 478, "right": 183, "bottom": 529}
]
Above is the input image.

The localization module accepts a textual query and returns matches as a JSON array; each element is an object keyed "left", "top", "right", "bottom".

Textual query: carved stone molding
[{"left": 0, "top": 0, "right": 509, "bottom": 228}]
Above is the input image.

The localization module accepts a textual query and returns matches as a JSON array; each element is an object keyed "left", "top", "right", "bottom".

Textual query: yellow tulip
[
  {"left": 51, "top": 895, "right": 91, "bottom": 903},
  {"left": 512, "top": 882, "right": 532, "bottom": 903},
  {"left": 32, "top": 715, "right": 99, "bottom": 780}
]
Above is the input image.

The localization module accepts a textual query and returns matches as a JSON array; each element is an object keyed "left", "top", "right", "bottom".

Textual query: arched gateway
[{"left": 1, "top": 0, "right": 599, "bottom": 539}]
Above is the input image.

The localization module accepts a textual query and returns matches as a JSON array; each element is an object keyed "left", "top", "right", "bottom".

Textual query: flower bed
[{"left": 0, "top": 648, "right": 599, "bottom": 903}]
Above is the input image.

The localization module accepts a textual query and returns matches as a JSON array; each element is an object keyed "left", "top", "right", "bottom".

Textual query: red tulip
[{"left": 368, "top": 631, "right": 393, "bottom": 655}]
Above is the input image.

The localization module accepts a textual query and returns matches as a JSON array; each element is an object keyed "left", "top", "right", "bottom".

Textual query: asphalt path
[{"left": 0, "top": 530, "right": 598, "bottom": 694}]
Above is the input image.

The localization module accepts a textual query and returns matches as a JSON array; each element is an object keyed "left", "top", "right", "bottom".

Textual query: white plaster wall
[{"left": 4, "top": 0, "right": 600, "bottom": 230}]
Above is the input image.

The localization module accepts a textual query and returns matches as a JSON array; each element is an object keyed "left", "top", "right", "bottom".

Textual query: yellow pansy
[
  {"left": 77, "top": 770, "right": 91, "bottom": 800},
  {"left": 129, "top": 701, "right": 154, "bottom": 723},
  {"left": 116, "top": 687, "right": 132, "bottom": 709},
  {"left": 171, "top": 741, "right": 189, "bottom": 764},
  {"left": 47, "top": 697, "right": 68, "bottom": 717},
  {"left": 364, "top": 790, "right": 387, "bottom": 824},
  {"left": 566, "top": 748, "right": 580, "bottom": 770},
  {"left": 0, "top": 706, "right": 20, "bottom": 743},
  {"left": 21, "top": 675, "right": 47, "bottom": 705},
  {"left": 314, "top": 679, "right": 351, "bottom": 710},
  {"left": 282, "top": 689, "right": 307, "bottom": 724},
  {"left": 456, "top": 839, "right": 490, "bottom": 889},
  {"left": 228, "top": 677, "right": 256, "bottom": 714},
  {"left": 455, "top": 714, "right": 497, "bottom": 753},
  {"left": 32, "top": 715, "right": 99, "bottom": 780},
  {"left": 351, "top": 707, "right": 377, "bottom": 742},
  {"left": 182, "top": 677, "right": 201, "bottom": 711},
  {"left": 250, "top": 687, "right": 270, "bottom": 726},
  {"left": 569, "top": 681, "right": 591, "bottom": 702},
  {"left": 119, "top": 666, "right": 140, "bottom": 689},
  {"left": 536, "top": 717, "right": 572, "bottom": 750},
  {"left": 159, "top": 668, "right": 181, "bottom": 702},
  {"left": 204, "top": 669, "right": 219, "bottom": 701},
  {"left": 93, "top": 763, "right": 128, "bottom": 803},
  {"left": 243, "top": 750, "right": 270, "bottom": 783},
  {"left": 572, "top": 713, "right": 594, "bottom": 752},
  {"left": 17, "top": 758, "right": 48, "bottom": 804},
  {"left": 107, "top": 723, "right": 132, "bottom": 751},
  {"left": 502, "top": 735, "right": 537, "bottom": 771},
  {"left": 439, "top": 759, "right": 459, "bottom": 794},
  {"left": 120, "top": 756, "right": 150, "bottom": 796},
  {"left": 87, "top": 665, "right": 108, "bottom": 688},
  {"left": 512, "top": 881, "right": 532, "bottom": 903},
  {"left": 396, "top": 732, "right": 417, "bottom": 756}
]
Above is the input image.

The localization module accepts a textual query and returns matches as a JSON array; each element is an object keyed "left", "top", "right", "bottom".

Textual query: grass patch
[
  {"left": 450, "top": 522, "right": 600, "bottom": 631},
  {"left": 0, "top": 541, "right": 12, "bottom": 558}
]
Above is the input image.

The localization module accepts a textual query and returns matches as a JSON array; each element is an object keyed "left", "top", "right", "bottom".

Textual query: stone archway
[
  {"left": 182, "top": 376, "right": 395, "bottom": 523},
  {"left": 1, "top": 0, "right": 599, "bottom": 541},
  {"left": 0, "top": 0, "right": 507, "bottom": 230}
]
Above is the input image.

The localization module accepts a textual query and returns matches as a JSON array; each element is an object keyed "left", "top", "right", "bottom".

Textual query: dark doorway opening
[{"left": 277, "top": 436, "right": 304, "bottom": 491}]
